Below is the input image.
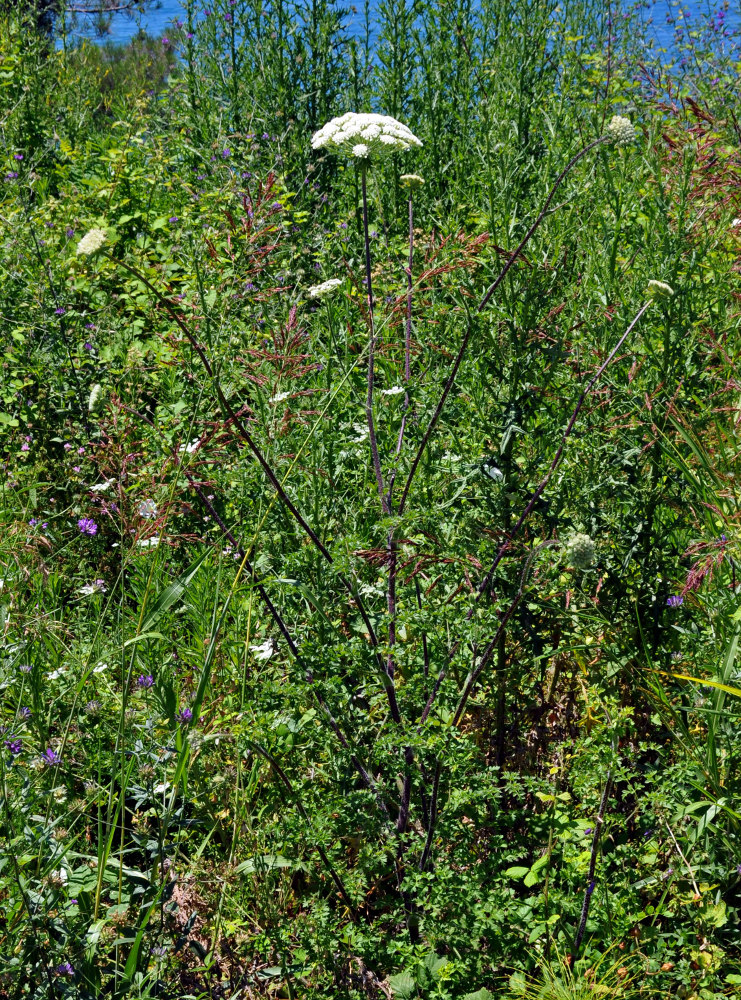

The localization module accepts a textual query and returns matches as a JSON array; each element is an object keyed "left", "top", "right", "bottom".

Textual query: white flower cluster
[
  {"left": 76, "top": 228, "right": 107, "bottom": 256},
  {"left": 311, "top": 113, "right": 422, "bottom": 160},
  {"left": 647, "top": 279, "right": 674, "bottom": 300},
  {"left": 308, "top": 277, "right": 343, "bottom": 299},
  {"left": 605, "top": 115, "right": 636, "bottom": 147},
  {"left": 400, "top": 173, "right": 425, "bottom": 188},
  {"left": 564, "top": 532, "right": 596, "bottom": 569}
]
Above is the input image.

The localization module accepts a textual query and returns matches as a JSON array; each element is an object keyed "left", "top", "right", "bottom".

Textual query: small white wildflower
[
  {"left": 137, "top": 536, "right": 161, "bottom": 549},
  {"left": 483, "top": 463, "right": 504, "bottom": 483},
  {"left": 269, "top": 391, "right": 292, "bottom": 404},
  {"left": 351, "top": 422, "right": 369, "bottom": 443},
  {"left": 250, "top": 637, "right": 277, "bottom": 661},
  {"left": 138, "top": 499, "right": 158, "bottom": 520},
  {"left": 52, "top": 787, "right": 68, "bottom": 805},
  {"left": 178, "top": 438, "right": 200, "bottom": 454},
  {"left": 381, "top": 385, "right": 405, "bottom": 396},
  {"left": 88, "top": 383, "right": 104, "bottom": 412},
  {"left": 76, "top": 228, "right": 107, "bottom": 256},
  {"left": 647, "top": 279, "right": 674, "bottom": 300},
  {"left": 605, "top": 115, "right": 636, "bottom": 147},
  {"left": 79, "top": 580, "right": 107, "bottom": 596},
  {"left": 400, "top": 173, "right": 425, "bottom": 188},
  {"left": 731, "top": 218, "right": 740, "bottom": 228},
  {"left": 46, "top": 669, "right": 66, "bottom": 680},
  {"left": 93, "top": 661, "right": 109, "bottom": 674},
  {"left": 564, "top": 532, "right": 596, "bottom": 569},
  {"left": 308, "top": 277, "right": 343, "bottom": 299},
  {"left": 89, "top": 479, "right": 115, "bottom": 493},
  {"left": 312, "top": 112, "right": 422, "bottom": 160}
]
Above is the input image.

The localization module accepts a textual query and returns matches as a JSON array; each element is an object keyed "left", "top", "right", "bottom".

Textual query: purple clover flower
[
  {"left": 77, "top": 517, "right": 98, "bottom": 536},
  {"left": 84, "top": 342, "right": 93, "bottom": 351}
]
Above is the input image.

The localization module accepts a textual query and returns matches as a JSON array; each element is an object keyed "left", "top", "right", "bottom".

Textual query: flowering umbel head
[
  {"left": 400, "top": 173, "right": 425, "bottom": 189},
  {"left": 647, "top": 279, "right": 674, "bottom": 300},
  {"left": 564, "top": 532, "right": 596, "bottom": 569},
  {"left": 605, "top": 115, "right": 636, "bottom": 147},
  {"left": 76, "top": 228, "right": 107, "bottom": 256},
  {"left": 308, "top": 278, "right": 343, "bottom": 300},
  {"left": 311, "top": 113, "right": 422, "bottom": 160}
]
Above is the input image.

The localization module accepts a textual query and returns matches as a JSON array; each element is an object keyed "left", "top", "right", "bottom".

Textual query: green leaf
[
  {"left": 234, "top": 855, "right": 293, "bottom": 876},
  {"left": 389, "top": 972, "right": 417, "bottom": 999},
  {"left": 505, "top": 866, "right": 529, "bottom": 878},
  {"left": 138, "top": 550, "right": 209, "bottom": 634},
  {"left": 462, "top": 989, "right": 495, "bottom": 1000}
]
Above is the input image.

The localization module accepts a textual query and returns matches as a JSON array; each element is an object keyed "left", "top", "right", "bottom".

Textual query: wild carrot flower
[
  {"left": 308, "top": 278, "right": 342, "bottom": 299},
  {"left": 311, "top": 112, "right": 422, "bottom": 158},
  {"left": 400, "top": 173, "right": 425, "bottom": 187},
  {"left": 76, "top": 228, "right": 107, "bottom": 256},
  {"left": 381, "top": 385, "right": 405, "bottom": 396},
  {"left": 647, "top": 279, "right": 674, "bottom": 299},
  {"left": 605, "top": 115, "right": 636, "bottom": 146},
  {"left": 565, "top": 532, "right": 596, "bottom": 569}
]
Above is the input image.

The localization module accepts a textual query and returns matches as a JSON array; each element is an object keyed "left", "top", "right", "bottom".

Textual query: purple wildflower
[
  {"left": 20, "top": 707, "right": 31, "bottom": 719},
  {"left": 13, "top": 153, "right": 23, "bottom": 161},
  {"left": 55, "top": 962, "right": 74, "bottom": 977},
  {"left": 55, "top": 307, "right": 65, "bottom": 316},
  {"left": 169, "top": 216, "right": 178, "bottom": 223},
  {"left": 162, "top": 36, "right": 170, "bottom": 45},
  {"left": 77, "top": 518, "right": 98, "bottom": 536},
  {"left": 63, "top": 442, "right": 72, "bottom": 451},
  {"left": 20, "top": 442, "right": 29, "bottom": 452},
  {"left": 222, "top": 148, "right": 230, "bottom": 157},
  {"left": 667, "top": 595, "right": 683, "bottom": 608},
  {"left": 19, "top": 663, "right": 32, "bottom": 674},
  {"left": 136, "top": 674, "right": 154, "bottom": 689},
  {"left": 176, "top": 707, "right": 193, "bottom": 725},
  {"left": 29, "top": 518, "right": 38, "bottom": 526},
  {"left": 84, "top": 342, "right": 93, "bottom": 351},
  {"left": 5, "top": 738, "right": 22, "bottom": 755},
  {"left": 66, "top": 227, "right": 75, "bottom": 238},
  {"left": 41, "top": 747, "right": 61, "bottom": 766}
]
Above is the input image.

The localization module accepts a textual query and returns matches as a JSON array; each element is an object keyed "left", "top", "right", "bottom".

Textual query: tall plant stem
[
  {"left": 573, "top": 773, "right": 613, "bottom": 957},
  {"left": 398, "top": 136, "right": 606, "bottom": 516},
  {"left": 361, "top": 162, "right": 389, "bottom": 513},
  {"left": 405, "top": 189, "right": 414, "bottom": 383}
]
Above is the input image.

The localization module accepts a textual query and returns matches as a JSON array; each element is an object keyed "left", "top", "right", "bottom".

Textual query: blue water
[{"left": 59, "top": 0, "right": 739, "bottom": 53}]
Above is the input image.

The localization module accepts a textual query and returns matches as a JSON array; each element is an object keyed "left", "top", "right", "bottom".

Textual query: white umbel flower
[
  {"left": 400, "top": 173, "right": 425, "bottom": 188},
  {"left": 311, "top": 113, "right": 422, "bottom": 159},
  {"left": 647, "top": 279, "right": 674, "bottom": 300},
  {"left": 605, "top": 115, "right": 636, "bottom": 147},
  {"left": 380, "top": 385, "right": 405, "bottom": 396},
  {"left": 308, "top": 277, "right": 343, "bottom": 299},
  {"left": 564, "top": 532, "right": 596, "bottom": 569},
  {"left": 76, "top": 228, "right": 107, "bottom": 256}
]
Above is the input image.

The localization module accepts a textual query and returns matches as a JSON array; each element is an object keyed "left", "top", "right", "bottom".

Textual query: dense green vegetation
[{"left": 1, "top": 1, "right": 741, "bottom": 997}]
